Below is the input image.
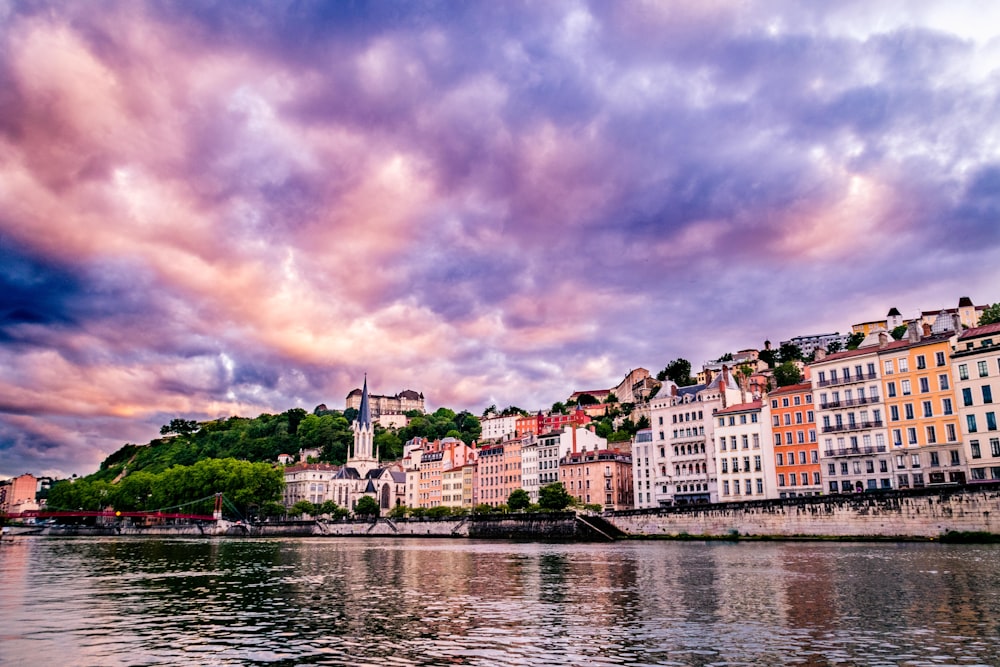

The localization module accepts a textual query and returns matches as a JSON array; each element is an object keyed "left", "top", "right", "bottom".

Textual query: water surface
[{"left": 1, "top": 537, "right": 998, "bottom": 666}]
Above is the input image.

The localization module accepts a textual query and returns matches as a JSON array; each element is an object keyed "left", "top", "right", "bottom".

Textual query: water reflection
[{"left": 1, "top": 537, "right": 999, "bottom": 666}]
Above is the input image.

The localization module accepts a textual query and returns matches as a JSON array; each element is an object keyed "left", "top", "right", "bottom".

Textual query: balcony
[
  {"left": 816, "top": 372, "right": 877, "bottom": 388},
  {"left": 821, "top": 419, "right": 883, "bottom": 434},
  {"left": 821, "top": 395, "right": 881, "bottom": 409},
  {"left": 822, "top": 445, "right": 887, "bottom": 458}
]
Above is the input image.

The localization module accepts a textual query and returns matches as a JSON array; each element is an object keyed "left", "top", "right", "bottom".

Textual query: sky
[{"left": 1, "top": 1, "right": 999, "bottom": 479}]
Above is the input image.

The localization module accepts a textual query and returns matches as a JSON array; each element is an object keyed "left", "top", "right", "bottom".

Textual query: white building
[
  {"left": 713, "top": 400, "right": 778, "bottom": 502},
  {"left": 480, "top": 414, "right": 519, "bottom": 442},
  {"left": 648, "top": 368, "right": 742, "bottom": 506},
  {"left": 631, "top": 428, "right": 655, "bottom": 508},
  {"left": 953, "top": 322, "right": 1000, "bottom": 482},
  {"left": 521, "top": 438, "right": 539, "bottom": 503}
]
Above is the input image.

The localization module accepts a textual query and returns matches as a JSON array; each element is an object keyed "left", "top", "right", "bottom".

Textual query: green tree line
[{"left": 46, "top": 458, "right": 283, "bottom": 519}]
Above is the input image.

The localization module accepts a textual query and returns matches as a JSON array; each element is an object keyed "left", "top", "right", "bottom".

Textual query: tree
[
  {"left": 826, "top": 340, "right": 843, "bottom": 354},
  {"left": 388, "top": 505, "right": 408, "bottom": 519},
  {"left": 550, "top": 401, "right": 567, "bottom": 415},
  {"left": 980, "top": 303, "right": 1000, "bottom": 325},
  {"left": 538, "top": 482, "right": 573, "bottom": 511},
  {"left": 774, "top": 361, "right": 804, "bottom": 387},
  {"left": 891, "top": 325, "right": 908, "bottom": 340},
  {"left": 354, "top": 495, "right": 380, "bottom": 517},
  {"left": 160, "top": 418, "right": 199, "bottom": 436},
  {"left": 426, "top": 505, "right": 452, "bottom": 518},
  {"left": 508, "top": 489, "right": 531, "bottom": 511},
  {"left": 290, "top": 500, "right": 316, "bottom": 517},
  {"left": 846, "top": 332, "right": 865, "bottom": 350},
  {"left": 759, "top": 347, "right": 778, "bottom": 368},
  {"left": 659, "top": 358, "right": 695, "bottom": 386},
  {"left": 604, "top": 393, "right": 618, "bottom": 404},
  {"left": 778, "top": 343, "right": 803, "bottom": 363},
  {"left": 481, "top": 404, "right": 498, "bottom": 418},
  {"left": 260, "top": 501, "right": 286, "bottom": 519},
  {"left": 318, "top": 500, "right": 349, "bottom": 519},
  {"left": 575, "top": 393, "right": 600, "bottom": 406},
  {"left": 472, "top": 503, "right": 493, "bottom": 515}
]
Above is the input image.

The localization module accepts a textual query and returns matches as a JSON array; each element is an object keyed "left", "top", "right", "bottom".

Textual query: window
[
  {"left": 901, "top": 379, "right": 911, "bottom": 395},
  {"left": 984, "top": 385, "right": 994, "bottom": 404},
  {"left": 946, "top": 423, "right": 956, "bottom": 442},
  {"left": 723, "top": 481, "right": 729, "bottom": 495},
  {"left": 936, "top": 351, "right": 946, "bottom": 367},
  {"left": 754, "top": 455, "right": 761, "bottom": 471},
  {"left": 959, "top": 364, "right": 969, "bottom": 380},
  {"left": 756, "top": 479, "right": 764, "bottom": 494},
  {"left": 979, "top": 361, "right": 989, "bottom": 377},
  {"left": 988, "top": 412, "right": 997, "bottom": 431},
  {"left": 971, "top": 440, "right": 982, "bottom": 459},
  {"left": 887, "top": 382, "right": 897, "bottom": 398},
  {"left": 819, "top": 371, "right": 827, "bottom": 383},
  {"left": 782, "top": 397, "right": 790, "bottom": 407},
  {"left": 950, "top": 450, "right": 961, "bottom": 466},
  {"left": 919, "top": 377, "right": 930, "bottom": 393},
  {"left": 828, "top": 463, "right": 836, "bottom": 475},
  {"left": 790, "top": 473, "right": 797, "bottom": 486},
  {"left": 939, "top": 374, "right": 950, "bottom": 391},
  {"left": 942, "top": 397, "right": 953, "bottom": 415},
  {"left": 776, "top": 453, "right": 784, "bottom": 466},
  {"left": 890, "top": 405, "right": 900, "bottom": 421},
  {"left": 907, "top": 428, "right": 917, "bottom": 445},
  {"left": 884, "top": 360, "right": 894, "bottom": 375},
  {"left": 992, "top": 438, "right": 1000, "bottom": 457},
  {"left": 899, "top": 358, "right": 909, "bottom": 372},
  {"left": 968, "top": 415, "right": 978, "bottom": 433},
  {"left": 926, "top": 426, "right": 937, "bottom": 444},
  {"left": 778, "top": 474, "right": 785, "bottom": 487},
  {"left": 904, "top": 404, "right": 914, "bottom": 420},
  {"left": 916, "top": 355, "right": 926, "bottom": 370},
  {"left": 922, "top": 401, "right": 933, "bottom": 418},
  {"left": 799, "top": 451, "right": 807, "bottom": 464},
  {"left": 963, "top": 388, "right": 974, "bottom": 406},
  {"left": 794, "top": 395, "right": 801, "bottom": 406}
]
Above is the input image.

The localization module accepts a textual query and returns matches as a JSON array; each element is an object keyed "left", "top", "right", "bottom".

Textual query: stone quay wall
[
  {"left": 607, "top": 483, "right": 1000, "bottom": 539},
  {"left": 311, "top": 513, "right": 580, "bottom": 539}
]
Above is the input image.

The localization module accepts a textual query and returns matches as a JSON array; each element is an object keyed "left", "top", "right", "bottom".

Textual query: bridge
[{"left": 4, "top": 493, "right": 226, "bottom": 523}]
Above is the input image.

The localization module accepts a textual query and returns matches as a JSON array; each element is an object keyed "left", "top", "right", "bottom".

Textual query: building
[
  {"left": 330, "top": 377, "right": 407, "bottom": 512},
  {"left": 919, "top": 297, "right": 987, "bottom": 331},
  {"left": 952, "top": 322, "right": 1000, "bottom": 482},
  {"left": 881, "top": 323, "right": 965, "bottom": 489},
  {"left": 475, "top": 436, "right": 528, "bottom": 507},
  {"left": 480, "top": 414, "right": 518, "bottom": 442},
  {"left": 345, "top": 386, "right": 424, "bottom": 417},
  {"left": 714, "top": 400, "right": 776, "bottom": 501},
  {"left": 610, "top": 368, "right": 658, "bottom": 404},
  {"left": 631, "top": 428, "right": 655, "bottom": 508},
  {"left": 768, "top": 382, "right": 821, "bottom": 497},
  {"left": 781, "top": 333, "right": 850, "bottom": 358},
  {"left": 1, "top": 473, "right": 37, "bottom": 514},
  {"left": 559, "top": 448, "right": 634, "bottom": 510},
  {"left": 521, "top": 437, "right": 539, "bottom": 503},
  {"left": 811, "top": 337, "right": 890, "bottom": 493},
  {"left": 282, "top": 463, "right": 339, "bottom": 507},
  {"left": 648, "top": 368, "right": 742, "bottom": 506},
  {"left": 404, "top": 437, "right": 478, "bottom": 509}
]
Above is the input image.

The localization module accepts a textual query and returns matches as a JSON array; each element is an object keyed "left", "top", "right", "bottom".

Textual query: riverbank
[{"left": 6, "top": 483, "right": 1000, "bottom": 541}]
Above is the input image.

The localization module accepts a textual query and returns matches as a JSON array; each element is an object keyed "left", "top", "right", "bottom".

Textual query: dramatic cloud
[{"left": 1, "top": 0, "right": 998, "bottom": 477}]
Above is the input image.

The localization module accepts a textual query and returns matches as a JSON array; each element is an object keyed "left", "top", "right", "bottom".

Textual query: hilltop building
[{"left": 345, "top": 386, "right": 424, "bottom": 418}]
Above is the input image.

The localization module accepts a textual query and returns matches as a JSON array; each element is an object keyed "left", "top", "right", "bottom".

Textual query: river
[{"left": 1, "top": 537, "right": 999, "bottom": 666}]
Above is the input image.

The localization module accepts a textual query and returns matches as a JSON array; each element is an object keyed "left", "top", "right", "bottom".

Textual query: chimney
[
  {"left": 907, "top": 320, "right": 920, "bottom": 343},
  {"left": 814, "top": 348, "right": 827, "bottom": 361},
  {"left": 922, "top": 322, "right": 932, "bottom": 337},
  {"left": 721, "top": 365, "right": 730, "bottom": 409},
  {"left": 878, "top": 331, "right": 889, "bottom": 348},
  {"left": 572, "top": 425, "right": 577, "bottom": 454},
  {"left": 952, "top": 313, "right": 962, "bottom": 332},
  {"left": 704, "top": 368, "right": 713, "bottom": 384},
  {"left": 671, "top": 384, "right": 679, "bottom": 397}
]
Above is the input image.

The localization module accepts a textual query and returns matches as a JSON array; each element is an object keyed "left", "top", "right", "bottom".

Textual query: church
[{"left": 329, "top": 376, "right": 407, "bottom": 512}]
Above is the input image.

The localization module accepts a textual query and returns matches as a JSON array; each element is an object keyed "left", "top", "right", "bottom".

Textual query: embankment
[{"left": 609, "top": 483, "right": 1000, "bottom": 539}]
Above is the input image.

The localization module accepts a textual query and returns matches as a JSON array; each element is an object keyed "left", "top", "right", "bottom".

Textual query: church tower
[{"left": 349, "top": 375, "right": 378, "bottom": 476}]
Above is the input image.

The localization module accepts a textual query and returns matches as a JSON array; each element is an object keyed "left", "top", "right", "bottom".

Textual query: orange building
[
  {"left": 880, "top": 329, "right": 965, "bottom": 487},
  {"left": 1, "top": 474, "right": 37, "bottom": 513},
  {"left": 768, "top": 383, "right": 820, "bottom": 496},
  {"left": 559, "top": 449, "right": 633, "bottom": 510},
  {"left": 476, "top": 436, "right": 525, "bottom": 507}
]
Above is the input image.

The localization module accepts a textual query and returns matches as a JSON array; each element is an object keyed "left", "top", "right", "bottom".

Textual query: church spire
[{"left": 358, "top": 373, "right": 371, "bottom": 429}]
